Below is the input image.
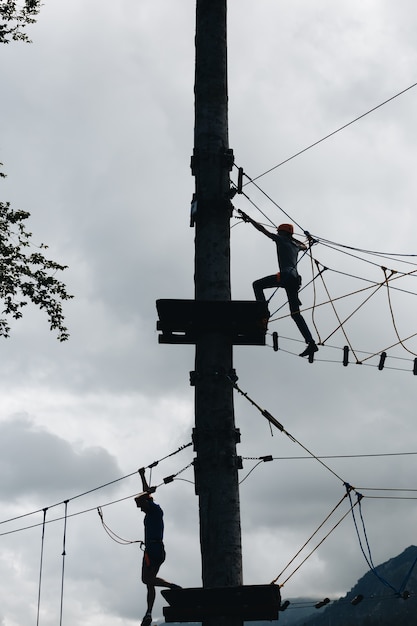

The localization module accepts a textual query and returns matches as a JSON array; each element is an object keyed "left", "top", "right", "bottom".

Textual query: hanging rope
[
  {"left": 346, "top": 485, "right": 399, "bottom": 595},
  {"left": 383, "top": 266, "right": 417, "bottom": 356},
  {"left": 59, "top": 501, "right": 69, "bottom": 626},
  {"left": 97, "top": 507, "right": 142, "bottom": 546},
  {"left": 97, "top": 461, "right": 194, "bottom": 545},
  {"left": 36, "top": 508, "right": 48, "bottom": 626},
  {"left": 399, "top": 554, "right": 417, "bottom": 595},
  {"left": 308, "top": 247, "right": 323, "bottom": 345},
  {"left": 314, "top": 259, "right": 363, "bottom": 361}
]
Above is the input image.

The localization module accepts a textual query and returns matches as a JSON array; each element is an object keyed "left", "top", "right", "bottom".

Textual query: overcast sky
[{"left": 1, "top": 1, "right": 417, "bottom": 624}]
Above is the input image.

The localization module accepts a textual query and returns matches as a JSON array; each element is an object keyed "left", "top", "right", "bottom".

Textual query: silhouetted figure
[
  {"left": 135, "top": 468, "right": 181, "bottom": 626},
  {"left": 238, "top": 210, "right": 318, "bottom": 359}
]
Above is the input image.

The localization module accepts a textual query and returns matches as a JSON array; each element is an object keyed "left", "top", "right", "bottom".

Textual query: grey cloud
[{"left": 0, "top": 416, "right": 121, "bottom": 501}]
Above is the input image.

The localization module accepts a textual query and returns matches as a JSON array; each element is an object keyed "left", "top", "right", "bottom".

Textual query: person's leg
[
  {"left": 285, "top": 286, "right": 313, "bottom": 342},
  {"left": 291, "top": 309, "right": 314, "bottom": 343},
  {"left": 146, "top": 583, "right": 156, "bottom": 616},
  {"left": 141, "top": 550, "right": 181, "bottom": 624},
  {"left": 285, "top": 283, "right": 318, "bottom": 359},
  {"left": 141, "top": 559, "right": 158, "bottom": 623},
  {"left": 253, "top": 274, "right": 280, "bottom": 302}
]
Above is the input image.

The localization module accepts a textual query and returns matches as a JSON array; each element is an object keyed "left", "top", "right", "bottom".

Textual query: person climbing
[
  {"left": 135, "top": 467, "right": 181, "bottom": 626},
  {"left": 237, "top": 209, "right": 318, "bottom": 359}
]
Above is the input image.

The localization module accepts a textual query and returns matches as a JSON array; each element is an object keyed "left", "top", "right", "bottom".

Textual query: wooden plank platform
[
  {"left": 156, "top": 299, "right": 269, "bottom": 346},
  {"left": 161, "top": 584, "right": 281, "bottom": 622}
]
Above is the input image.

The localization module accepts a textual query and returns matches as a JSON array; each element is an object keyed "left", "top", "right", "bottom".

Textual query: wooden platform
[
  {"left": 156, "top": 299, "right": 269, "bottom": 345},
  {"left": 161, "top": 584, "right": 281, "bottom": 622}
]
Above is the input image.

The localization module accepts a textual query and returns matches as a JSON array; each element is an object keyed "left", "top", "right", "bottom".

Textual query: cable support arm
[
  {"left": 229, "top": 378, "right": 284, "bottom": 433},
  {"left": 229, "top": 377, "right": 346, "bottom": 483}
]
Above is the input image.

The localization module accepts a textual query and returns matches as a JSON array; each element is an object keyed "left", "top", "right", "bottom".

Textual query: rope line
[
  {"left": 309, "top": 247, "right": 322, "bottom": 344},
  {"left": 317, "top": 262, "right": 389, "bottom": 355},
  {"left": 277, "top": 498, "right": 360, "bottom": 588},
  {"left": 237, "top": 175, "right": 303, "bottom": 230},
  {"left": 97, "top": 507, "right": 142, "bottom": 546},
  {"left": 346, "top": 487, "right": 399, "bottom": 594},
  {"left": 270, "top": 491, "right": 350, "bottom": 584},
  {"left": 243, "top": 452, "right": 417, "bottom": 461},
  {"left": 383, "top": 267, "right": 417, "bottom": 356},
  {"left": 59, "top": 501, "right": 68, "bottom": 626},
  {"left": 277, "top": 591, "right": 416, "bottom": 610},
  {"left": 155, "top": 461, "right": 195, "bottom": 488},
  {"left": 239, "top": 460, "right": 264, "bottom": 485},
  {"left": 399, "top": 554, "right": 417, "bottom": 594},
  {"left": 146, "top": 442, "right": 193, "bottom": 470},
  {"left": 36, "top": 508, "right": 48, "bottom": 626},
  {"left": 315, "top": 235, "right": 417, "bottom": 262},
  {"left": 242, "top": 80, "right": 417, "bottom": 184},
  {"left": 0, "top": 461, "right": 195, "bottom": 539},
  {"left": 0, "top": 440, "right": 192, "bottom": 528},
  {"left": 229, "top": 377, "right": 345, "bottom": 484},
  {"left": 270, "top": 339, "right": 417, "bottom": 373}
]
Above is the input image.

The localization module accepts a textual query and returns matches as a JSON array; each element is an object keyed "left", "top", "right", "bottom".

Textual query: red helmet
[{"left": 277, "top": 223, "right": 294, "bottom": 235}]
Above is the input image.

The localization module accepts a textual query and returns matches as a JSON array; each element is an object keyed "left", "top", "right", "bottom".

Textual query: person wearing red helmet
[{"left": 238, "top": 210, "right": 318, "bottom": 359}]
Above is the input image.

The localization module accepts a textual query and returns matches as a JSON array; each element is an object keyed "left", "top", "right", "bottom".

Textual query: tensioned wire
[{"left": 243, "top": 80, "right": 417, "bottom": 185}]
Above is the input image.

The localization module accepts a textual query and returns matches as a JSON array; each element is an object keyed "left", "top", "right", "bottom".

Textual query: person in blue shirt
[
  {"left": 238, "top": 210, "right": 318, "bottom": 359},
  {"left": 135, "top": 468, "right": 180, "bottom": 626}
]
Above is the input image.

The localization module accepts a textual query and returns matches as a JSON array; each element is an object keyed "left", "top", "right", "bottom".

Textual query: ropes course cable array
[
  {"left": 222, "top": 80, "right": 417, "bottom": 605},
  {"left": 231, "top": 177, "right": 417, "bottom": 371},
  {"left": 2, "top": 421, "right": 416, "bottom": 620},
  {"left": 3, "top": 49, "right": 417, "bottom": 626},
  {"left": 7, "top": 82, "right": 417, "bottom": 617},
  {"left": 230, "top": 80, "right": 417, "bottom": 375},
  {"left": 229, "top": 375, "right": 417, "bottom": 593}
]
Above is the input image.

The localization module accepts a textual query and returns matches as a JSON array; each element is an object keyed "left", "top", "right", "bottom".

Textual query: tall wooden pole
[{"left": 192, "top": 1, "right": 243, "bottom": 625}]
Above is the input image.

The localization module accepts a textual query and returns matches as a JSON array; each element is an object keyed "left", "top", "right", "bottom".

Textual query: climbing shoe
[
  {"left": 141, "top": 613, "right": 152, "bottom": 626},
  {"left": 299, "top": 342, "right": 318, "bottom": 362},
  {"left": 259, "top": 307, "right": 271, "bottom": 333}
]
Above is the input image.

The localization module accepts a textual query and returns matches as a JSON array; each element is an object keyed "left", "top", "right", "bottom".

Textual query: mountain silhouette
[{"left": 163, "top": 545, "right": 417, "bottom": 625}]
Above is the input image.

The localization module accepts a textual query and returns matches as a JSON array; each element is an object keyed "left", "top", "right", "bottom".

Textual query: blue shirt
[{"left": 144, "top": 500, "right": 164, "bottom": 546}]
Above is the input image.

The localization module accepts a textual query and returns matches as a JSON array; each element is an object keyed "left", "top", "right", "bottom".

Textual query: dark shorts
[{"left": 143, "top": 542, "right": 166, "bottom": 569}]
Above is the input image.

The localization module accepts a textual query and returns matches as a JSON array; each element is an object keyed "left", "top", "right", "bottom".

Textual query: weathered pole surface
[{"left": 193, "top": 1, "right": 243, "bottom": 625}]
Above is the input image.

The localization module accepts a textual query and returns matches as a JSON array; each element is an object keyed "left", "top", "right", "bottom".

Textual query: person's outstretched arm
[
  {"left": 139, "top": 467, "right": 156, "bottom": 493},
  {"left": 237, "top": 209, "right": 276, "bottom": 240}
]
